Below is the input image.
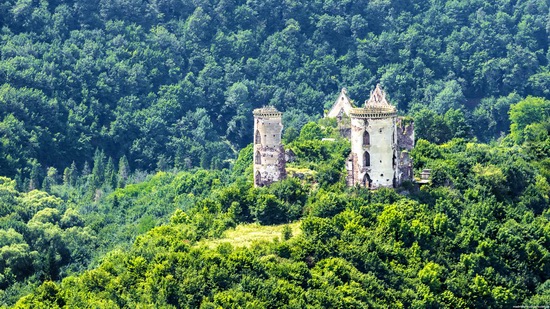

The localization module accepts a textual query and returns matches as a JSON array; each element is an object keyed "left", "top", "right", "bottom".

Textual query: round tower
[
  {"left": 348, "top": 85, "right": 398, "bottom": 189},
  {"left": 253, "top": 107, "right": 286, "bottom": 187}
]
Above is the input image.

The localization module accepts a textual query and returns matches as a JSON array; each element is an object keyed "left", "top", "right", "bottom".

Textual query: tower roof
[
  {"left": 350, "top": 84, "right": 397, "bottom": 118},
  {"left": 365, "top": 84, "right": 395, "bottom": 110},
  {"left": 326, "top": 88, "right": 354, "bottom": 118},
  {"left": 253, "top": 106, "right": 282, "bottom": 117}
]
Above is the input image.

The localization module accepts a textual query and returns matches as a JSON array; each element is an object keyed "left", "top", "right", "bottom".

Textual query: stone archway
[
  {"left": 364, "top": 151, "right": 370, "bottom": 167},
  {"left": 363, "top": 130, "right": 370, "bottom": 146},
  {"left": 255, "top": 171, "right": 262, "bottom": 186},
  {"left": 364, "top": 173, "right": 372, "bottom": 188}
]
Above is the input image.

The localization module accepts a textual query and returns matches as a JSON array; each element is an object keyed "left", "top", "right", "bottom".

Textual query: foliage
[
  {"left": 6, "top": 103, "right": 550, "bottom": 308},
  {"left": 1, "top": 0, "right": 550, "bottom": 306},
  {"left": 1, "top": 0, "right": 550, "bottom": 186}
]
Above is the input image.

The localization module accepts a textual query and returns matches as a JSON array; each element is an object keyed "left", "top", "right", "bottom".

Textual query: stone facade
[
  {"left": 396, "top": 117, "right": 415, "bottom": 184},
  {"left": 326, "top": 88, "right": 353, "bottom": 119},
  {"left": 326, "top": 88, "right": 353, "bottom": 138},
  {"left": 253, "top": 107, "right": 286, "bottom": 187},
  {"left": 344, "top": 84, "right": 415, "bottom": 189},
  {"left": 253, "top": 85, "right": 414, "bottom": 189}
]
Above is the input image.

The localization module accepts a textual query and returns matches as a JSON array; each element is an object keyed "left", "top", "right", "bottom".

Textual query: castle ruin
[
  {"left": 253, "top": 107, "right": 286, "bottom": 187},
  {"left": 251, "top": 85, "right": 413, "bottom": 190},
  {"left": 338, "top": 85, "right": 414, "bottom": 189}
]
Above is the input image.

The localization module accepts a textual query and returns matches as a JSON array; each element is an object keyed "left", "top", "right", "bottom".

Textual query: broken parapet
[
  {"left": 253, "top": 107, "right": 286, "bottom": 187},
  {"left": 285, "top": 149, "right": 296, "bottom": 163},
  {"left": 397, "top": 117, "right": 414, "bottom": 152},
  {"left": 396, "top": 117, "right": 415, "bottom": 184}
]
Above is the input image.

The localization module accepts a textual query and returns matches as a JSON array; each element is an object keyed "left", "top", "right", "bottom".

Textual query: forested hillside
[
  {"left": 1, "top": 0, "right": 549, "bottom": 184},
  {"left": 4, "top": 97, "right": 550, "bottom": 308},
  {"left": 1, "top": 0, "right": 550, "bottom": 307}
]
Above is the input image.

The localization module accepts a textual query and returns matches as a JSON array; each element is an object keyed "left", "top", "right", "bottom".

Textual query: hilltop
[{"left": 2, "top": 100, "right": 550, "bottom": 307}]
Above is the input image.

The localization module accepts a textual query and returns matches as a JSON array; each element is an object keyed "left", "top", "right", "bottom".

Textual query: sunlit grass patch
[{"left": 198, "top": 221, "right": 301, "bottom": 249}]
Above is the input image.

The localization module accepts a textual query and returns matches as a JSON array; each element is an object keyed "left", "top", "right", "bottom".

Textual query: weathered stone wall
[
  {"left": 253, "top": 109, "right": 286, "bottom": 187},
  {"left": 349, "top": 116, "right": 397, "bottom": 189},
  {"left": 397, "top": 150, "right": 413, "bottom": 183},
  {"left": 396, "top": 117, "right": 414, "bottom": 184},
  {"left": 397, "top": 117, "right": 414, "bottom": 151},
  {"left": 345, "top": 155, "right": 354, "bottom": 186}
]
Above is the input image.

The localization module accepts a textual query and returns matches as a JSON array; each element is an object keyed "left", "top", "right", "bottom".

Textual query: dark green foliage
[
  {"left": 1, "top": 0, "right": 549, "bottom": 184},
  {"left": 1, "top": 0, "right": 550, "bottom": 307},
  {"left": 5, "top": 112, "right": 550, "bottom": 307},
  {"left": 250, "top": 194, "right": 287, "bottom": 225}
]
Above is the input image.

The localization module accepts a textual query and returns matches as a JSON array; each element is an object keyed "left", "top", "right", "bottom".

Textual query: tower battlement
[
  {"left": 345, "top": 84, "right": 414, "bottom": 189},
  {"left": 253, "top": 106, "right": 283, "bottom": 118},
  {"left": 253, "top": 107, "right": 286, "bottom": 187},
  {"left": 349, "top": 107, "right": 397, "bottom": 118}
]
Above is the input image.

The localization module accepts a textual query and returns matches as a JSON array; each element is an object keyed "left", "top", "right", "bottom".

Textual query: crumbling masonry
[
  {"left": 253, "top": 107, "right": 286, "bottom": 187},
  {"left": 251, "top": 85, "right": 414, "bottom": 189},
  {"left": 341, "top": 85, "right": 414, "bottom": 189}
]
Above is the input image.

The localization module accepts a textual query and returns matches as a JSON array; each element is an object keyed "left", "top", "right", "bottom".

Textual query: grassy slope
[{"left": 197, "top": 221, "right": 302, "bottom": 249}]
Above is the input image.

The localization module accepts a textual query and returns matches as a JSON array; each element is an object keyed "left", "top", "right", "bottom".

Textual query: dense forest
[
  {"left": 1, "top": 97, "right": 549, "bottom": 307},
  {"left": 1, "top": 0, "right": 550, "bottom": 307},
  {"left": 1, "top": 0, "right": 549, "bottom": 183}
]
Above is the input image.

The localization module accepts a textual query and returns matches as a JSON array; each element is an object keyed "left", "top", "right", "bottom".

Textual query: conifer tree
[
  {"left": 90, "top": 149, "right": 106, "bottom": 189},
  {"left": 63, "top": 167, "right": 71, "bottom": 186},
  {"left": 80, "top": 161, "right": 91, "bottom": 191},
  {"left": 104, "top": 157, "right": 117, "bottom": 189},
  {"left": 82, "top": 161, "right": 91, "bottom": 177},
  {"left": 42, "top": 167, "right": 58, "bottom": 193},
  {"left": 69, "top": 161, "right": 78, "bottom": 186},
  {"left": 118, "top": 155, "right": 130, "bottom": 188},
  {"left": 29, "top": 160, "right": 42, "bottom": 191}
]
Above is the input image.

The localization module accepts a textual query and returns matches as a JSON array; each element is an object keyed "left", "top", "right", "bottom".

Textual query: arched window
[
  {"left": 255, "top": 171, "right": 262, "bottom": 186},
  {"left": 255, "top": 130, "right": 261, "bottom": 144},
  {"left": 255, "top": 151, "right": 261, "bottom": 164},
  {"left": 363, "top": 130, "right": 370, "bottom": 146},
  {"left": 364, "top": 173, "right": 372, "bottom": 188},
  {"left": 364, "top": 151, "right": 370, "bottom": 167},
  {"left": 393, "top": 153, "right": 397, "bottom": 169}
]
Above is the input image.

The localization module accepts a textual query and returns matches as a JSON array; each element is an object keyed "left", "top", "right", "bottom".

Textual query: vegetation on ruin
[
  {"left": 0, "top": 99, "right": 549, "bottom": 307},
  {"left": 0, "top": 0, "right": 550, "bottom": 307},
  {"left": 1, "top": 0, "right": 549, "bottom": 184}
]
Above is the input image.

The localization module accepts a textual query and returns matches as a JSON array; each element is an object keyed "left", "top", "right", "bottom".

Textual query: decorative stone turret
[
  {"left": 326, "top": 88, "right": 354, "bottom": 119},
  {"left": 346, "top": 84, "right": 414, "bottom": 189},
  {"left": 253, "top": 107, "right": 286, "bottom": 187},
  {"left": 326, "top": 88, "right": 354, "bottom": 138}
]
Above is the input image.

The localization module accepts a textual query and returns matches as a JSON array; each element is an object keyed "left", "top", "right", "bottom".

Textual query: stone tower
[
  {"left": 253, "top": 107, "right": 286, "bottom": 187},
  {"left": 346, "top": 84, "right": 413, "bottom": 189}
]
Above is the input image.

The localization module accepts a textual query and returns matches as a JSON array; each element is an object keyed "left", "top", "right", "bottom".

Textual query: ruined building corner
[
  {"left": 345, "top": 84, "right": 415, "bottom": 189},
  {"left": 253, "top": 106, "right": 286, "bottom": 187},
  {"left": 326, "top": 87, "right": 354, "bottom": 138}
]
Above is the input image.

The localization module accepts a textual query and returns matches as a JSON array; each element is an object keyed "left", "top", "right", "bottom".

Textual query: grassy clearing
[{"left": 198, "top": 221, "right": 302, "bottom": 249}]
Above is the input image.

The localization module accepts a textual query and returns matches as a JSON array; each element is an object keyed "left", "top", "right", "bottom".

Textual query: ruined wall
[
  {"left": 253, "top": 108, "right": 286, "bottom": 187},
  {"left": 397, "top": 117, "right": 414, "bottom": 151},
  {"left": 396, "top": 117, "right": 414, "bottom": 184},
  {"left": 327, "top": 88, "right": 353, "bottom": 118},
  {"left": 345, "top": 155, "right": 354, "bottom": 186},
  {"left": 349, "top": 116, "right": 397, "bottom": 189}
]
